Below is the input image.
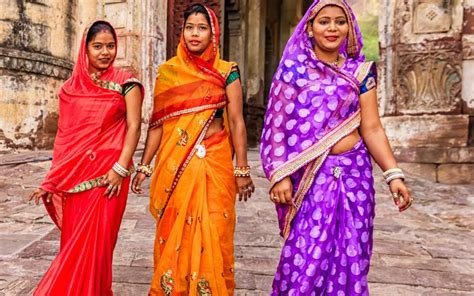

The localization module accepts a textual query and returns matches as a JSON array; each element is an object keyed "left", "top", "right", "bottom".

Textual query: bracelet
[
  {"left": 113, "top": 162, "right": 130, "bottom": 178},
  {"left": 383, "top": 168, "right": 405, "bottom": 184},
  {"left": 382, "top": 168, "right": 403, "bottom": 178},
  {"left": 136, "top": 162, "right": 153, "bottom": 177},
  {"left": 234, "top": 166, "right": 251, "bottom": 177}
]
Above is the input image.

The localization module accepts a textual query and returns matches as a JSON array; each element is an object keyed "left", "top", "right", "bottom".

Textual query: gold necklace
[{"left": 315, "top": 52, "right": 340, "bottom": 67}]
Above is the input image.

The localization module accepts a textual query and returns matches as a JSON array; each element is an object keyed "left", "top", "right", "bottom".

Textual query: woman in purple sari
[{"left": 260, "top": 0, "right": 412, "bottom": 295}]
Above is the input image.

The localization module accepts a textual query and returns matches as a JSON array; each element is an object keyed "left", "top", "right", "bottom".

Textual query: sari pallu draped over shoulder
[
  {"left": 260, "top": 0, "right": 374, "bottom": 238},
  {"left": 35, "top": 20, "right": 144, "bottom": 296},
  {"left": 148, "top": 5, "right": 237, "bottom": 296}
]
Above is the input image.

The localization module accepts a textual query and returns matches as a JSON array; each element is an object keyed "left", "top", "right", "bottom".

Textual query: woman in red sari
[{"left": 28, "top": 20, "right": 144, "bottom": 295}]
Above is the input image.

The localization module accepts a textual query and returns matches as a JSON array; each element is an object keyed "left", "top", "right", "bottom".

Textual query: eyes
[
  {"left": 91, "top": 43, "right": 116, "bottom": 50},
  {"left": 184, "top": 24, "right": 210, "bottom": 32},
  {"left": 317, "top": 19, "right": 347, "bottom": 26}
]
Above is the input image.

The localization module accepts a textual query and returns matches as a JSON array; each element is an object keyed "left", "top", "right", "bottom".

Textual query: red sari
[{"left": 34, "top": 21, "right": 143, "bottom": 295}]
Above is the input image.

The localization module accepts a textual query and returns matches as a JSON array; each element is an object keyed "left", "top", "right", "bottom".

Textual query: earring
[{"left": 308, "top": 31, "right": 313, "bottom": 38}]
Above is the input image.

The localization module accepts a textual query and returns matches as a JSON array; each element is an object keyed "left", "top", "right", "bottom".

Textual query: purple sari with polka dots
[{"left": 260, "top": 0, "right": 376, "bottom": 295}]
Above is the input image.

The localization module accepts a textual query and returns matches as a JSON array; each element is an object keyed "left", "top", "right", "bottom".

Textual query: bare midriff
[
  {"left": 329, "top": 129, "right": 361, "bottom": 154},
  {"left": 204, "top": 118, "right": 224, "bottom": 139}
]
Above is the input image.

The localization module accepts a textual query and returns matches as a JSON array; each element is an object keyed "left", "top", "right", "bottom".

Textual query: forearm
[
  {"left": 140, "top": 127, "right": 163, "bottom": 165},
  {"left": 117, "top": 124, "right": 141, "bottom": 167},
  {"left": 361, "top": 127, "right": 398, "bottom": 171},
  {"left": 229, "top": 120, "right": 248, "bottom": 166}
]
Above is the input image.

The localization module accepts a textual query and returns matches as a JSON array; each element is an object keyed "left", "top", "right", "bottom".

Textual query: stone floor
[{"left": 0, "top": 150, "right": 473, "bottom": 295}]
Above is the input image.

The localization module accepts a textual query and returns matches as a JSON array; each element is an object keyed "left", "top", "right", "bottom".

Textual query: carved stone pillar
[{"left": 379, "top": 0, "right": 473, "bottom": 183}]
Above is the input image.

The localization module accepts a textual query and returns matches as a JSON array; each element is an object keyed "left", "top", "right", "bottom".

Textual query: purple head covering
[{"left": 260, "top": 0, "right": 368, "bottom": 187}]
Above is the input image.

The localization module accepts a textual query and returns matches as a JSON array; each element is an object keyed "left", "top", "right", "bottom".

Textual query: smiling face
[
  {"left": 310, "top": 5, "right": 349, "bottom": 54},
  {"left": 183, "top": 12, "right": 212, "bottom": 55},
  {"left": 86, "top": 30, "right": 116, "bottom": 74}
]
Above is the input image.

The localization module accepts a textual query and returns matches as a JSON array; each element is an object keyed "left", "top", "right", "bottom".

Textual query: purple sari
[{"left": 260, "top": 0, "right": 376, "bottom": 295}]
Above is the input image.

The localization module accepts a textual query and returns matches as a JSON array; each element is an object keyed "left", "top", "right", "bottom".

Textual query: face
[
  {"left": 311, "top": 5, "right": 349, "bottom": 53},
  {"left": 183, "top": 12, "right": 212, "bottom": 55},
  {"left": 86, "top": 30, "right": 116, "bottom": 74}
]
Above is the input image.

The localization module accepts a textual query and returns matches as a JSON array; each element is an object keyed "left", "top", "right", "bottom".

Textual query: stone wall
[
  {"left": 379, "top": 0, "right": 473, "bottom": 184},
  {"left": 0, "top": 0, "right": 77, "bottom": 150},
  {"left": 0, "top": 0, "right": 167, "bottom": 151}
]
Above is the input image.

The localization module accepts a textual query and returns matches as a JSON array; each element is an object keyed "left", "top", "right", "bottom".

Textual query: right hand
[
  {"left": 131, "top": 172, "right": 147, "bottom": 194},
  {"left": 270, "top": 177, "right": 293, "bottom": 204},
  {"left": 28, "top": 188, "right": 52, "bottom": 205}
]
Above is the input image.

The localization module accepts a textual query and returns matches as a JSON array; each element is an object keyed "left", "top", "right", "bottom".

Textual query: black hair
[
  {"left": 183, "top": 4, "right": 211, "bottom": 26},
  {"left": 86, "top": 21, "right": 116, "bottom": 44}
]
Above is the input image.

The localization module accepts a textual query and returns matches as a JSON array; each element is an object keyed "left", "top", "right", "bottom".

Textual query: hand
[
  {"left": 270, "top": 177, "right": 292, "bottom": 204},
  {"left": 236, "top": 176, "right": 254, "bottom": 202},
  {"left": 131, "top": 172, "right": 147, "bottom": 194},
  {"left": 28, "top": 188, "right": 52, "bottom": 205},
  {"left": 100, "top": 169, "right": 124, "bottom": 198},
  {"left": 389, "top": 178, "right": 413, "bottom": 212}
]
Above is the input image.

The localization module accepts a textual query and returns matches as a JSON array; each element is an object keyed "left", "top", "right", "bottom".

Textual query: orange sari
[{"left": 148, "top": 5, "right": 237, "bottom": 296}]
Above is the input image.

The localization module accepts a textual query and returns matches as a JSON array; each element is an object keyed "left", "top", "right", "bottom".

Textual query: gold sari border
[
  {"left": 282, "top": 150, "right": 329, "bottom": 239},
  {"left": 67, "top": 165, "right": 135, "bottom": 193},
  {"left": 354, "top": 61, "right": 374, "bottom": 84},
  {"left": 149, "top": 102, "right": 226, "bottom": 129},
  {"left": 269, "top": 109, "right": 361, "bottom": 187},
  {"left": 156, "top": 110, "right": 217, "bottom": 219}
]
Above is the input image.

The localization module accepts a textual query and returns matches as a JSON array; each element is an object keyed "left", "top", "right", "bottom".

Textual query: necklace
[{"left": 315, "top": 52, "right": 340, "bottom": 67}]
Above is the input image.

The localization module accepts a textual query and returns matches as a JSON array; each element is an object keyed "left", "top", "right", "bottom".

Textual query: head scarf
[
  {"left": 149, "top": 4, "right": 234, "bottom": 128},
  {"left": 41, "top": 20, "right": 143, "bottom": 227},
  {"left": 260, "top": 0, "right": 367, "bottom": 187}
]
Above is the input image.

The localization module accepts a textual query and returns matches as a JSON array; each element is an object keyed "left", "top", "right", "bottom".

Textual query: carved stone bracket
[
  {"left": 0, "top": 47, "right": 73, "bottom": 80},
  {"left": 394, "top": 39, "right": 462, "bottom": 115}
]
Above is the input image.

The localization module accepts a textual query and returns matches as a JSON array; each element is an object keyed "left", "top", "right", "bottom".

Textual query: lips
[
  {"left": 189, "top": 40, "right": 201, "bottom": 46},
  {"left": 98, "top": 58, "right": 111, "bottom": 63},
  {"left": 325, "top": 36, "right": 339, "bottom": 42}
]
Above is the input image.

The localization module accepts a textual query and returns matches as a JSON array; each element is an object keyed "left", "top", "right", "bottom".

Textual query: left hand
[
  {"left": 100, "top": 169, "right": 124, "bottom": 198},
  {"left": 389, "top": 178, "right": 413, "bottom": 212},
  {"left": 236, "top": 176, "right": 255, "bottom": 202}
]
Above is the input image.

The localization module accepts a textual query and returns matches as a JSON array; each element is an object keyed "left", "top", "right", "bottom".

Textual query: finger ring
[
  {"left": 392, "top": 193, "right": 399, "bottom": 199},
  {"left": 108, "top": 185, "right": 113, "bottom": 190}
]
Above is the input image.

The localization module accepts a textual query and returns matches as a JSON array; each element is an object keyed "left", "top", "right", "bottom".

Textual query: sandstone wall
[
  {"left": 379, "top": 0, "right": 473, "bottom": 184},
  {"left": 0, "top": 0, "right": 167, "bottom": 151}
]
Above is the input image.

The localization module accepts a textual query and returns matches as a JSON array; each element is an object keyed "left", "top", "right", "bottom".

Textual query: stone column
[
  {"left": 139, "top": 0, "right": 167, "bottom": 124},
  {"left": 245, "top": 0, "right": 266, "bottom": 146},
  {"left": 379, "top": 0, "right": 473, "bottom": 184},
  {"left": 0, "top": 0, "right": 87, "bottom": 150}
]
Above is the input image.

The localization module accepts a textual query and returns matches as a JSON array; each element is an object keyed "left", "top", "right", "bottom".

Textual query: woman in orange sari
[
  {"left": 28, "top": 21, "right": 144, "bottom": 295},
  {"left": 132, "top": 4, "right": 254, "bottom": 295}
]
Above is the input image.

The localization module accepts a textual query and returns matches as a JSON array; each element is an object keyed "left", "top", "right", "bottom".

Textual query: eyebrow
[
  {"left": 91, "top": 42, "right": 116, "bottom": 45},
  {"left": 185, "top": 22, "right": 209, "bottom": 26},
  {"left": 317, "top": 15, "right": 347, "bottom": 19}
]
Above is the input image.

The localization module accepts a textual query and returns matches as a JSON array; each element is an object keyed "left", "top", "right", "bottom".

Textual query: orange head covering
[{"left": 149, "top": 4, "right": 234, "bottom": 128}]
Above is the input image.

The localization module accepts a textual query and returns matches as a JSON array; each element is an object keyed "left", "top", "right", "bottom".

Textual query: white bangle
[
  {"left": 112, "top": 162, "right": 129, "bottom": 178},
  {"left": 385, "top": 173, "right": 405, "bottom": 184},
  {"left": 383, "top": 168, "right": 403, "bottom": 178}
]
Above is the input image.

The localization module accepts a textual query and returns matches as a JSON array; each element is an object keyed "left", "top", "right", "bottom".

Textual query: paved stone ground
[{"left": 0, "top": 150, "right": 473, "bottom": 295}]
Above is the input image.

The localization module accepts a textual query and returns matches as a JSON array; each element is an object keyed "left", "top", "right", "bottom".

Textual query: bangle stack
[
  {"left": 234, "top": 166, "right": 251, "bottom": 177},
  {"left": 113, "top": 162, "right": 130, "bottom": 178},
  {"left": 136, "top": 163, "right": 153, "bottom": 177},
  {"left": 383, "top": 168, "right": 405, "bottom": 184}
]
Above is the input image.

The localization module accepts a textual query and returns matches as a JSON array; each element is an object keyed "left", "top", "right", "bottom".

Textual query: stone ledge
[
  {"left": 382, "top": 115, "right": 469, "bottom": 148},
  {"left": 438, "top": 163, "right": 474, "bottom": 184},
  {"left": 0, "top": 47, "right": 73, "bottom": 80},
  {"left": 394, "top": 146, "right": 474, "bottom": 163}
]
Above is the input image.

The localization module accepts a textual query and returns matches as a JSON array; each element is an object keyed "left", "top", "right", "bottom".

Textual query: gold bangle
[
  {"left": 234, "top": 166, "right": 251, "bottom": 177},
  {"left": 136, "top": 162, "right": 153, "bottom": 177}
]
